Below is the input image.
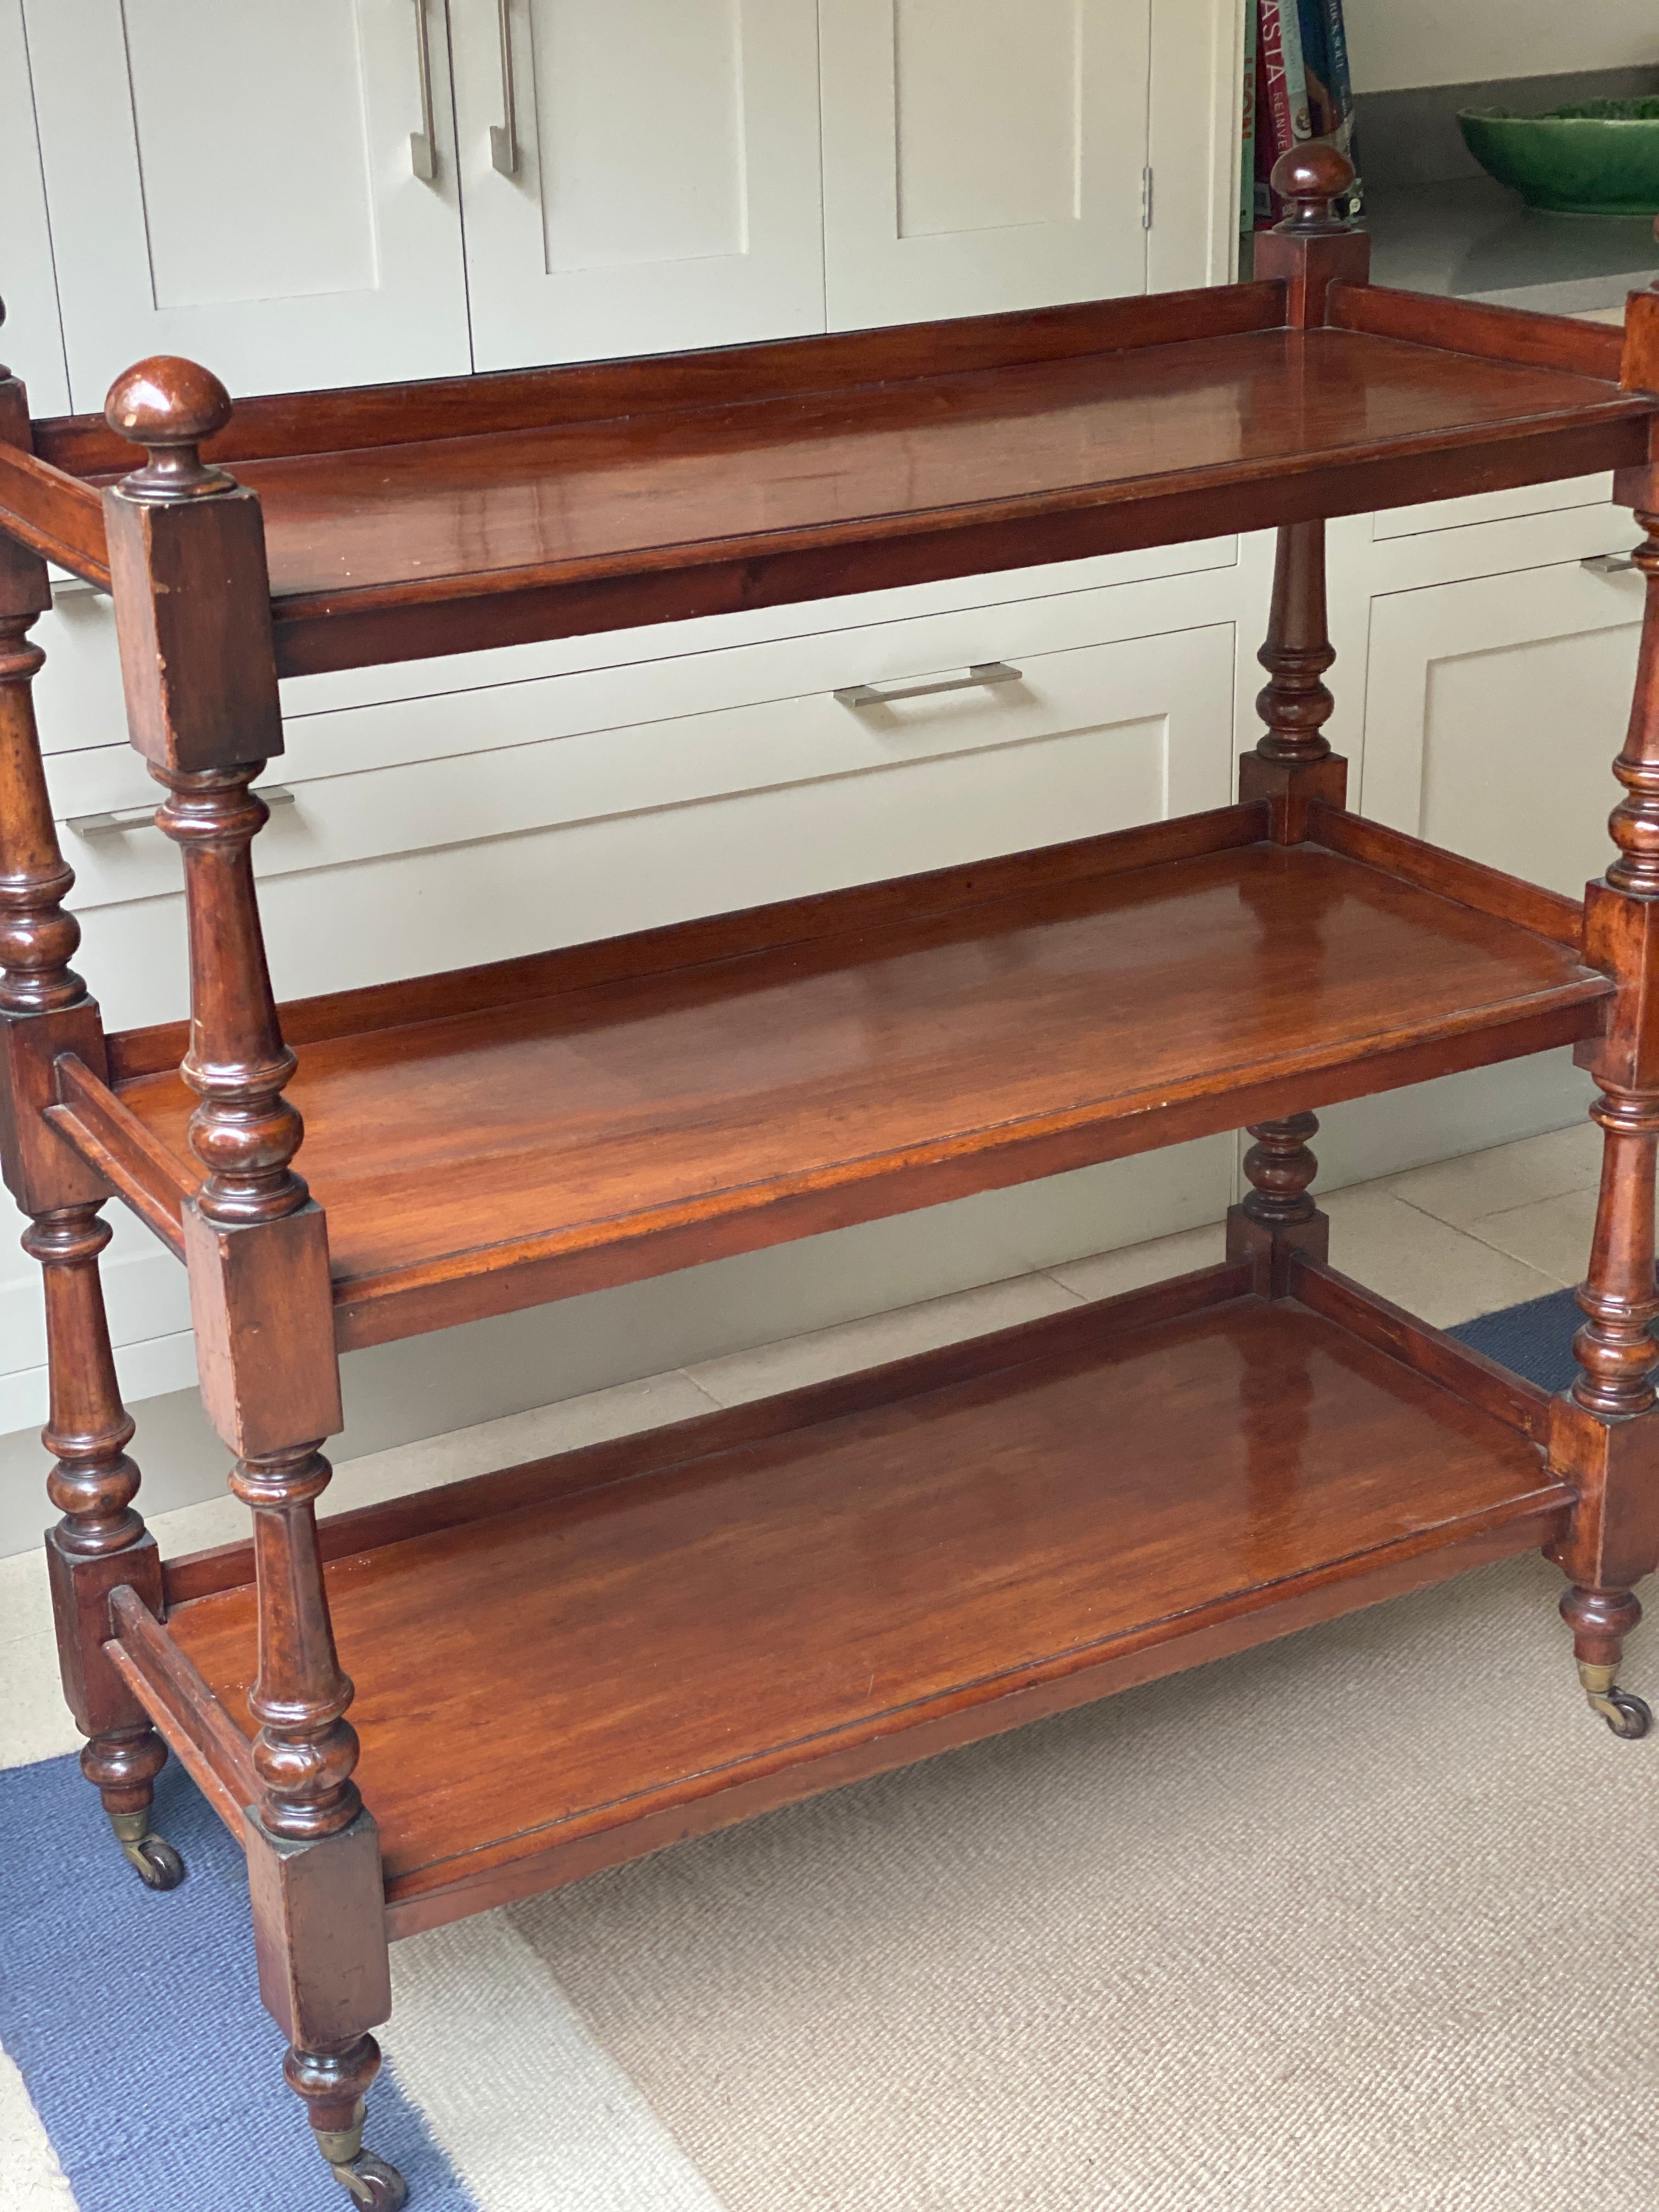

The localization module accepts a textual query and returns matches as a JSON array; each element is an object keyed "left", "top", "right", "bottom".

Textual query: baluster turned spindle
[
  {"left": 1551, "top": 505, "right": 1659, "bottom": 1739},
  {"left": 103, "top": 356, "right": 396, "bottom": 2204},
  {"left": 0, "top": 307, "right": 179, "bottom": 1887}
]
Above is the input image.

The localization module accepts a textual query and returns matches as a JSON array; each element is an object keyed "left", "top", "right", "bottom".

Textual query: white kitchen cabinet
[
  {"left": 819, "top": 0, "right": 1153, "bottom": 329},
  {"left": 1358, "top": 551, "right": 1642, "bottom": 897},
  {"left": 0, "top": 1, "right": 69, "bottom": 414},
  {"left": 21, "top": 0, "right": 472, "bottom": 405},
  {"left": 449, "top": 0, "right": 826, "bottom": 369}
]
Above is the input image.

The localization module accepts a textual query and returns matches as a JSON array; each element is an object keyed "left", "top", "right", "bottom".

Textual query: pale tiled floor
[{"left": 0, "top": 1120, "right": 1618, "bottom": 2208}]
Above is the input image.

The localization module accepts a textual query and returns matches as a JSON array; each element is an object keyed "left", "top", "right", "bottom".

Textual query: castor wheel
[
  {"left": 329, "top": 2152, "right": 408, "bottom": 2209},
  {"left": 108, "top": 1809, "right": 185, "bottom": 1888},
  {"left": 1578, "top": 1661, "right": 1652, "bottom": 1740},
  {"left": 123, "top": 1833, "right": 186, "bottom": 1889},
  {"left": 1600, "top": 1689, "right": 1652, "bottom": 1740}
]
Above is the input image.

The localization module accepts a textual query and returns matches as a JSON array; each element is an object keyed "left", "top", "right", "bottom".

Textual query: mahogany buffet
[{"left": 5, "top": 146, "right": 1659, "bottom": 2203}]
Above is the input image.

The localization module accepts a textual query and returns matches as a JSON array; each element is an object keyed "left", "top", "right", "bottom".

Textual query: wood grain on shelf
[
  {"left": 161, "top": 1288, "right": 1573, "bottom": 1933},
  {"left": 109, "top": 827, "right": 1613, "bottom": 1350}
]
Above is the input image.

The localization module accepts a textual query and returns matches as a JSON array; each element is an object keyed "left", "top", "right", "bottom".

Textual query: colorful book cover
[
  {"left": 1240, "top": 0, "right": 1258, "bottom": 233},
  {"left": 1254, "top": 37, "right": 1274, "bottom": 224},
  {"left": 1257, "top": 0, "right": 1313, "bottom": 217},
  {"left": 1296, "top": 0, "right": 1335, "bottom": 143},
  {"left": 1321, "top": 0, "right": 1362, "bottom": 209}
]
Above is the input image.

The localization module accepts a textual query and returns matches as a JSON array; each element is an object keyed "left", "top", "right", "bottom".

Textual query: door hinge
[{"left": 1141, "top": 166, "right": 1153, "bottom": 229}]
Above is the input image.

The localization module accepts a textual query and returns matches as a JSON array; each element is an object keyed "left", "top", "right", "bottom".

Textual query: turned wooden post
[
  {"left": 1242, "top": 145, "right": 1362, "bottom": 844},
  {"left": 1226, "top": 1112, "right": 1328, "bottom": 1296},
  {"left": 1224, "top": 159, "right": 1364, "bottom": 1296},
  {"left": 0, "top": 313, "right": 179, "bottom": 1884},
  {"left": 1548, "top": 496, "right": 1659, "bottom": 1736},
  {"left": 104, "top": 358, "right": 395, "bottom": 2198}
]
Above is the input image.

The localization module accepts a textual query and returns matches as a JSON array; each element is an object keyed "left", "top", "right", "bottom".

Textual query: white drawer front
[
  {"left": 1373, "top": 476, "right": 1615, "bottom": 543},
  {"left": 65, "top": 616, "right": 1240, "bottom": 1030}
]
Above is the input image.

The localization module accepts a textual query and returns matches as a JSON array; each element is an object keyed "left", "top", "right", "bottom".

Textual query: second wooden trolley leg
[
  {"left": 1548, "top": 499, "right": 1659, "bottom": 1734},
  {"left": 1550, "top": 1086, "right": 1659, "bottom": 1739}
]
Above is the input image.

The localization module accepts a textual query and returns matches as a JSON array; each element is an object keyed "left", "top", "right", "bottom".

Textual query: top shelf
[{"left": 20, "top": 278, "right": 1657, "bottom": 676}]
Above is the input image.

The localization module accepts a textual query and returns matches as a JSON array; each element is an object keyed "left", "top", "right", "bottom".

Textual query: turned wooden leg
[
  {"left": 1560, "top": 1585, "right": 1649, "bottom": 1739},
  {"left": 286, "top": 2037, "right": 407, "bottom": 2210},
  {"left": 1547, "top": 1083, "right": 1659, "bottom": 1739},
  {"left": 1226, "top": 1111, "right": 1329, "bottom": 1296},
  {"left": 234, "top": 1446, "right": 397, "bottom": 2201},
  {"left": 25, "top": 1202, "right": 183, "bottom": 1886},
  {"left": 1544, "top": 503, "right": 1659, "bottom": 1731}
]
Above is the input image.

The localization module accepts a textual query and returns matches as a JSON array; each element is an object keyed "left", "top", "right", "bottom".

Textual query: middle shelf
[{"left": 99, "top": 800, "right": 1612, "bottom": 1351}]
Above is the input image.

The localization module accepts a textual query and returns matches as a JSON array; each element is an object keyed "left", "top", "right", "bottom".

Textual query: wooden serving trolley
[{"left": 5, "top": 149, "right": 1659, "bottom": 2202}]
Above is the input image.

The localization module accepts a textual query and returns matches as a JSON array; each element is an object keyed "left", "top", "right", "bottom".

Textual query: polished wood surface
[
  {"left": 109, "top": 823, "right": 1613, "bottom": 1349},
  {"left": 229, "top": 332, "right": 1644, "bottom": 606},
  {"left": 161, "top": 1283, "right": 1571, "bottom": 1928},
  {"left": 8, "top": 253, "right": 1654, "bottom": 673}
]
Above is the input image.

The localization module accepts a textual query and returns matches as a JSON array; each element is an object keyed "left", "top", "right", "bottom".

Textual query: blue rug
[
  {"left": 0, "top": 1286, "right": 1589, "bottom": 2210},
  {"left": 0, "top": 1753, "right": 476, "bottom": 2212},
  {"left": 1448, "top": 1285, "right": 1583, "bottom": 1396}
]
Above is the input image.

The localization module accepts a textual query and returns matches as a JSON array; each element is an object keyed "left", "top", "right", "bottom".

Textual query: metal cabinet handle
[
  {"left": 409, "top": 0, "right": 438, "bottom": 180},
  {"left": 834, "top": 661, "right": 1023, "bottom": 708},
  {"left": 1583, "top": 552, "right": 1638, "bottom": 574},
  {"left": 67, "top": 787, "right": 295, "bottom": 840},
  {"left": 490, "top": 0, "right": 520, "bottom": 176}
]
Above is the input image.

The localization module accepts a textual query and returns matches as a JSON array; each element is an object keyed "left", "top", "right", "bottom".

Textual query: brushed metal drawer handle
[
  {"left": 1582, "top": 552, "right": 1638, "bottom": 575},
  {"left": 67, "top": 787, "right": 295, "bottom": 839},
  {"left": 834, "top": 661, "right": 1023, "bottom": 708},
  {"left": 409, "top": 0, "right": 439, "bottom": 180},
  {"left": 490, "top": 0, "right": 520, "bottom": 176}
]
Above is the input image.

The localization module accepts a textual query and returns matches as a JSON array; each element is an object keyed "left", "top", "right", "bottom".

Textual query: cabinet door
[
  {"left": 450, "top": 0, "right": 825, "bottom": 370},
  {"left": 22, "top": 0, "right": 471, "bottom": 405},
  {"left": 1358, "top": 558, "right": 1641, "bottom": 899},
  {"left": 819, "top": 0, "right": 1152, "bottom": 330}
]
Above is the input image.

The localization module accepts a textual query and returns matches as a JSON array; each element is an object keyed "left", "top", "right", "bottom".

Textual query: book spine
[
  {"left": 1257, "top": 0, "right": 1312, "bottom": 216},
  {"left": 1240, "top": 0, "right": 1259, "bottom": 233},
  {"left": 1320, "top": 0, "right": 1358, "bottom": 172},
  {"left": 1277, "top": 0, "right": 1313, "bottom": 146},
  {"left": 1254, "top": 35, "right": 1274, "bottom": 224},
  {"left": 1257, "top": 0, "right": 1295, "bottom": 167},
  {"left": 1296, "top": 0, "right": 1333, "bottom": 142}
]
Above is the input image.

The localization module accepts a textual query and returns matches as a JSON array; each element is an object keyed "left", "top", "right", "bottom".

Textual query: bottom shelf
[{"left": 161, "top": 1264, "right": 1573, "bottom": 1936}]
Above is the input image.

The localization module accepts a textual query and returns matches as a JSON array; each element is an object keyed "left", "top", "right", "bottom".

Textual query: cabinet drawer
[
  {"left": 65, "top": 615, "right": 1240, "bottom": 1031},
  {"left": 1372, "top": 475, "right": 1615, "bottom": 543}
]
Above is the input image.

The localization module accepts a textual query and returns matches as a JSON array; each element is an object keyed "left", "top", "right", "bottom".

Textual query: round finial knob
[
  {"left": 0, "top": 294, "right": 10, "bottom": 382},
  {"left": 104, "top": 356, "right": 235, "bottom": 502},
  {"left": 1270, "top": 142, "right": 1356, "bottom": 232}
]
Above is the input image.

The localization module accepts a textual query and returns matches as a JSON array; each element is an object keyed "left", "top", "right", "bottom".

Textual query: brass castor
[
  {"left": 1579, "top": 1662, "right": 1653, "bottom": 1740},
  {"left": 108, "top": 1808, "right": 185, "bottom": 1889},
  {"left": 315, "top": 2123, "right": 408, "bottom": 2210}
]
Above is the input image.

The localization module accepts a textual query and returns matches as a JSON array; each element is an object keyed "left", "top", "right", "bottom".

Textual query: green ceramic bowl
[{"left": 1459, "top": 99, "right": 1659, "bottom": 217}]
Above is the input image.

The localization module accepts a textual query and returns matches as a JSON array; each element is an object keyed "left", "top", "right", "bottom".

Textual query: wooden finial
[
  {"left": 103, "top": 356, "right": 235, "bottom": 502},
  {"left": 0, "top": 295, "right": 10, "bottom": 382},
  {"left": 1270, "top": 143, "right": 1356, "bottom": 233}
]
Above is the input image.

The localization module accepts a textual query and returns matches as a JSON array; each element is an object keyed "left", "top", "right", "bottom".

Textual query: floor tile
[
  {"left": 1046, "top": 1222, "right": 1229, "bottom": 1302},
  {"left": 1321, "top": 1184, "right": 1562, "bottom": 1328},
  {"left": 319, "top": 1369, "right": 724, "bottom": 1516},
  {"left": 1464, "top": 1186, "right": 1599, "bottom": 1290},
  {"left": 1374, "top": 1122, "right": 1601, "bottom": 1230},
  {"left": 0, "top": 1629, "right": 81, "bottom": 1770},
  {"left": 687, "top": 1273, "right": 1082, "bottom": 1407}
]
